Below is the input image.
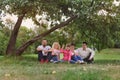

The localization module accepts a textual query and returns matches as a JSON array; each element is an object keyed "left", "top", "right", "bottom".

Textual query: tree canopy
[{"left": 0, "top": 0, "right": 120, "bottom": 55}]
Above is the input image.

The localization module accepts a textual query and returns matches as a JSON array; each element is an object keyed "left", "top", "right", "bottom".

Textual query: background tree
[
  {"left": 0, "top": 0, "right": 78, "bottom": 56},
  {"left": 0, "top": 0, "right": 120, "bottom": 56}
]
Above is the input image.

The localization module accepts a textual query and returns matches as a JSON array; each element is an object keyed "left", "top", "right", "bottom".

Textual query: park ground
[{"left": 0, "top": 48, "right": 120, "bottom": 80}]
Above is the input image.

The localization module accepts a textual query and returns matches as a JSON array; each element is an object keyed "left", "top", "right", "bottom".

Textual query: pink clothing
[
  {"left": 52, "top": 49, "right": 60, "bottom": 55},
  {"left": 60, "top": 49, "right": 72, "bottom": 61}
]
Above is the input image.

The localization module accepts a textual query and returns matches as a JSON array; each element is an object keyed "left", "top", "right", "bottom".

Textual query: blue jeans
[
  {"left": 71, "top": 55, "right": 83, "bottom": 62},
  {"left": 51, "top": 55, "right": 59, "bottom": 61}
]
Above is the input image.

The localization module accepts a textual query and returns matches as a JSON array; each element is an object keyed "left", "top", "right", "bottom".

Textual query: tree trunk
[
  {"left": 16, "top": 15, "right": 77, "bottom": 55},
  {"left": 6, "top": 14, "right": 25, "bottom": 56}
]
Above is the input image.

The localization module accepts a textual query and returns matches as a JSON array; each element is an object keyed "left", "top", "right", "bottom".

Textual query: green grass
[{"left": 0, "top": 48, "right": 120, "bottom": 80}]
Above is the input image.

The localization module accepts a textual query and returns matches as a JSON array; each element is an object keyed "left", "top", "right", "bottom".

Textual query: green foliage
[
  {"left": 55, "top": 0, "right": 120, "bottom": 50},
  {"left": 0, "top": 0, "right": 120, "bottom": 53},
  {"left": 0, "top": 31, "right": 8, "bottom": 55},
  {"left": 0, "top": 0, "right": 77, "bottom": 25},
  {"left": 76, "top": 14, "right": 120, "bottom": 50},
  {"left": 0, "top": 26, "right": 36, "bottom": 55},
  {"left": 0, "top": 19, "right": 7, "bottom": 55},
  {"left": 16, "top": 26, "right": 36, "bottom": 54}
]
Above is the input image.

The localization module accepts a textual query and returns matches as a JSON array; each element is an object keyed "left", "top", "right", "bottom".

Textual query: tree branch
[
  {"left": 16, "top": 14, "right": 78, "bottom": 55},
  {"left": 90, "top": 0, "right": 95, "bottom": 7}
]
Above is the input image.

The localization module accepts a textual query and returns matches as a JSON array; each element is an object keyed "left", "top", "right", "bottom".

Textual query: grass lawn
[{"left": 0, "top": 48, "right": 120, "bottom": 80}]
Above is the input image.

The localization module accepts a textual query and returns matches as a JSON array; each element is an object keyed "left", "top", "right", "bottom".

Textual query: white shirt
[
  {"left": 37, "top": 45, "right": 51, "bottom": 56},
  {"left": 75, "top": 48, "right": 95, "bottom": 59}
]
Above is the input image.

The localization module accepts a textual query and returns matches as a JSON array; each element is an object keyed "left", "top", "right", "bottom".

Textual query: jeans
[
  {"left": 38, "top": 51, "right": 52, "bottom": 61},
  {"left": 51, "top": 55, "right": 59, "bottom": 61},
  {"left": 71, "top": 55, "right": 83, "bottom": 62}
]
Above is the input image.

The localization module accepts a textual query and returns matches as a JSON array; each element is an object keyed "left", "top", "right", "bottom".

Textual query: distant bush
[
  {"left": 114, "top": 42, "right": 120, "bottom": 48},
  {"left": 0, "top": 32, "right": 8, "bottom": 55}
]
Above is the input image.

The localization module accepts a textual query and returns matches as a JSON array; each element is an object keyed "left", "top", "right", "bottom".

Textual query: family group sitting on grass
[{"left": 36, "top": 39, "right": 95, "bottom": 64}]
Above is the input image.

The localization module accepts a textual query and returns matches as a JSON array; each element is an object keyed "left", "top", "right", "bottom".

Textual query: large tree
[
  {"left": 0, "top": 0, "right": 80, "bottom": 56},
  {"left": 0, "top": 0, "right": 120, "bottom": 56}
]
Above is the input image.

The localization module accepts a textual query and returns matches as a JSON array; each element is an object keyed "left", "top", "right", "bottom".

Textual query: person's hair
[
  {"left": 42, "top": 39, "right": 47, "bottom": 41},
  {"left": 82, "top": 42, "right": 88, "bottom": 45},
  {"left": 52, "top": 42, "right": 61, "bottom": 50},
  {"left": 70, "top": 43, "right": 75, "bottom": 46},
  {"left": 66, "top": 44, "right": 71, "bottom": 47}
]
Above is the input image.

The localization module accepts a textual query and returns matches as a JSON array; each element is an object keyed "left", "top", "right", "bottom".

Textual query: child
[
  {"left": 60, "top": 44, "right": 75, "bottom": 63},
  {"left": 70, "top": 43, "right": 85, "bottom": 64},
  {"left": 50, "top": 42, "right": 61, "bottom": 63}
]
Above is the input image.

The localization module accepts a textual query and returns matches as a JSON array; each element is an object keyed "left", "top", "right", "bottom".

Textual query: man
[
  {"left": 75, "top": 42, "right": 95, "bottom": 64},
  {"left": 36, "top": 39, "right": 51, "bottom": 63}
]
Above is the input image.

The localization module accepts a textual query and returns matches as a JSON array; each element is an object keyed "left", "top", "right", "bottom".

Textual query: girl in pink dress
[{"left": 60, "top": 44, "right": 76, "bottom": 63}]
